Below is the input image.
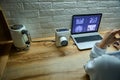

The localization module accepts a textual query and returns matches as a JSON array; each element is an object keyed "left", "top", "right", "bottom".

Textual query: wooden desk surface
[
  {"left": 1, "top": 32, "right": 117, "bottom": 80},
  {"left": 0, "top": 44, "right": 11, "bottom": 80}
]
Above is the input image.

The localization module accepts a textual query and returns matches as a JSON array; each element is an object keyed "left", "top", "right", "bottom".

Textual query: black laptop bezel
[{"left": 71, "top": 13, "right": 102, "bottom": 34}]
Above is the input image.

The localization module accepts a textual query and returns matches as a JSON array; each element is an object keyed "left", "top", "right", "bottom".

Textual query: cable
[{"left": 32, "top": 40, "right": 55, "bottom": 42}]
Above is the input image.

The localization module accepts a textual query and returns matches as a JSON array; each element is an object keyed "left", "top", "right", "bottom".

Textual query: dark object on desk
[
  {"left": 113, "top": 41, "right": 120, "bottom": 50},
  {"left": 0, "top": 8, "right": 12, "bottom": 52},
  {"left": 0, "top": 8, "right": 12, "bottom": 79},
  {"left": 75, "top": 35, "right": 102, "bottom": 43},
  {"left": 0, "top": 9, "right": 11, "bottom": 42}
]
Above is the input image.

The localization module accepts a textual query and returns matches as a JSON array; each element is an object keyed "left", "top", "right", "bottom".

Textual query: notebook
[{"left": 71, "top": 13, "right": 103, "bottom": 50}]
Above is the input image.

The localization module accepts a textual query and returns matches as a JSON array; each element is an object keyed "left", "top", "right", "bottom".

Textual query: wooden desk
[{"left": 1, "top": 34, "right": 117, "bottom": 80}]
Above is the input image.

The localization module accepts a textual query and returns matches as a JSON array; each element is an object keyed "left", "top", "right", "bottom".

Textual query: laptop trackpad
[{"left": 76, "top": 41, "right": 101, "bottom": 50}]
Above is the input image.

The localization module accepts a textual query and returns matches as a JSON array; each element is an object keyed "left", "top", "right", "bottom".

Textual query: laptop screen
[{"left": 71, "top": 13, "right": 102, "bottom": 34}]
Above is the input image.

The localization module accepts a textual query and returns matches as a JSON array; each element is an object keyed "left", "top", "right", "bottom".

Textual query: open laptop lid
[{"left": 71, "top": 13, "right": 102, "bottom": 34}]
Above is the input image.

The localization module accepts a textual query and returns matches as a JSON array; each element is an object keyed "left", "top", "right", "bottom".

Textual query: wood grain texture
[
  {"left": 2, "top": 37, "right": 90, "bottom": 80},
  {"left": 0, "top": 44, "right": 11, "bottom": 80},
  {"left": 2, "top": 33, "right": 117, "bottom": 80}
]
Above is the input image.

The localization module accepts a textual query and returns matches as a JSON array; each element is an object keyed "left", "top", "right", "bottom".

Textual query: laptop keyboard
[{"left": 75, "top": 35, "right": 102, "bottom": 43}]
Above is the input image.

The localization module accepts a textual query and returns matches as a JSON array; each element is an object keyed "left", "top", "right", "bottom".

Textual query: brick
[
  {"left": 40, "top": 22, "right": 56, "bottom": 29},
  {"left": 1, "top": 0, "right": 38, "bottom": 2},
  {"left": 39, "top": 2, "right": 52, "bottom": 10},
  {"left": 30, "top": 28, "right": 53, "bottom": 37},
  {"left": 53, "top": 15, "right": 71, "bottom": 21},
  {"left": 26, "top": 24, "right": 41, "bottom": 30},
  {"left": 100, "top": 22, "right": 120, "bottom": 31},
  {"left": 7, "top": 18, "right": 27, "bottom": 25},
  {"left": 0, "top": 2, "right": 24, "bottom": 10},
  {"left": 42, "top": 33, "right": 54, "bottom": 37},
  {"left": 0, "top": 0, "right": 18, "bottom": 3},
  {"left": 76, "top": 1, "right": 97, "bottom": 8},
  {"left": 52, "top": 0, "right": 64, "bottom": 2},
  {"left": 99, "top": 1, "right": 120, "bottom": 7},
  {"left": 101, "top": 18, "right": 120, "bottom": 23},
  {"left": 103, "top": 13, "right": 120, "bottom": 18},
  {"left": 64, "top": 0, "right": 77, "bottom": 2},
  {"left": 39, "top": 9, "right": 64, "bottom": 16},
  {"left": 10, "top": 10, "right": 39, "bottom": 18},
  {"left": 53, "top": 9, "right": 64, "bottom": 16},
  {"left": 21, "top": 0, "right": 38, "bottom": 2},
  {"left": 52, "top": 2, "right": 76, "bottom": 9},
  {"left": 26, "top": 16, "right": 53, "bottom": 23},
  {"left": 23, "top": 2, "right": 39, "bottom": 10},
  {"left": 88, "top": 7, "right": 120, "bottom": 13},
  {"left": 1, "top": 11, "right": 11, "bottom": 18},
  {"left": 63, "top": 8, "right": 89, "bottom": 15},
  {"left": 76, "top": 1, "right": 120, "bottom": 8},
  {"left": 53, "top": 21, "right": 71, "bottom": 28},
  {"left": 39, "top": 9, "right": 54, "bottom": 16},
  {"left": 77, "top": 0, "right": 119, "bottom": 1},
  {"left": 24, "top": 2, "right": 52, "bottom": 10},
  {"left": 40, "top": 21, "right": 70, "bottom": 29},
  {"left": 52, "top": 2, "right": 65, "bottom": 9},
  {"left": 38, "top": 0, "right": 53, "bottom": 2}
]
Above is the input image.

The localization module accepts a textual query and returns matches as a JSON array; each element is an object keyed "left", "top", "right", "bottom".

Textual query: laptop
[{"left": 71, "top": 13, "right": 103, "bottom": 50}]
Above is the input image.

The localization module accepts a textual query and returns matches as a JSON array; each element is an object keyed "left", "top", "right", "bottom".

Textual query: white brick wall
[{"left": 0, "top": 0, "right": 120, "bottom": 38}]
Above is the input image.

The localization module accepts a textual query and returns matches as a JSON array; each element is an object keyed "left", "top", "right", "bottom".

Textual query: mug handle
[{"left": 21, "top": 30, "right": 31, "bottom": 45}]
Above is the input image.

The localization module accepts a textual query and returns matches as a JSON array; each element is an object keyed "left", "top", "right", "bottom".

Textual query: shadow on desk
[{"left": 82, "top": 74, "right": 90, "bottom": 80}]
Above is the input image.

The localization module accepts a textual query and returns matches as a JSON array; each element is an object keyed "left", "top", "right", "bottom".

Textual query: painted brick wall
[{"left": 0, "top": 0, "right": 120, "bottom": 38}]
